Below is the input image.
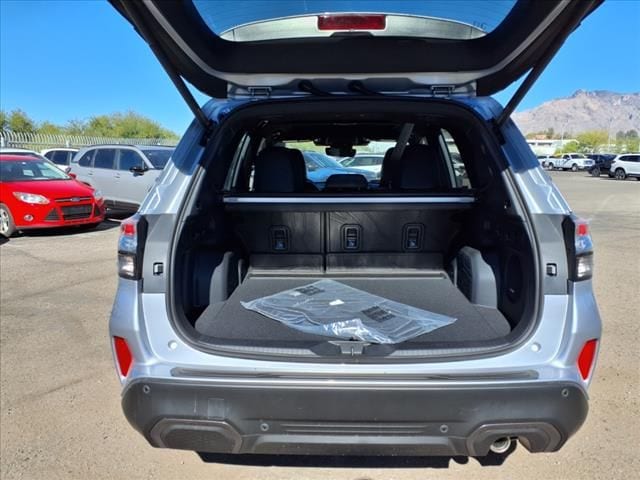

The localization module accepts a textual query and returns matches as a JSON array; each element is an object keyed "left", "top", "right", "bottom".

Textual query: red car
[{"left": 0, "top": 154, "right": 105, "bottom": 237}]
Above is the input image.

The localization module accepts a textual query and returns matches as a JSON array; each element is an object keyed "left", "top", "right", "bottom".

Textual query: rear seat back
[
  {"left": 228, "top": 203, "right": 466, "bottom": 273},
  {"left": 253, "top": 146, "right": 307, "bottom": 193},
  {"left": 381, "top": 144, "right": 451, "bottom": 191}
]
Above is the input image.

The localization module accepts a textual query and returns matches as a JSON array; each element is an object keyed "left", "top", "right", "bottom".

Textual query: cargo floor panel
[{"left": 194, "top": 274, "right": 510, "bottom": 347}]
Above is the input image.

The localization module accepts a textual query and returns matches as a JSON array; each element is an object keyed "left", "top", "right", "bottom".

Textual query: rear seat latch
[
  {"left": 403, "top": 224, "right": 424, "bottom": 251},
  {"left": 342, "top": 225, "right": 361, "bottom": 251},
  {"left": 270, "top": 226, "right": 290, "bottom": 251}
]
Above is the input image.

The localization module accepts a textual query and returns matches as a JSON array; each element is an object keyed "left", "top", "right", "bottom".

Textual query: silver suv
[
  {"left": 109, "top": 0, "right": 602, "bottom": 459},
  {"left": 69, "top": 145, "right": 174, "bottom": 212}
]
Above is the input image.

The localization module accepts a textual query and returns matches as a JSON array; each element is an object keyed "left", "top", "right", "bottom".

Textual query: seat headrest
[
  {"left": 324, "top": 173, "right": 369, "bottom": 192},
  {"left": 396, "top": 144, "right": 449, "bottom": 190},
  {"left": 253, "top": 147, "right": 306, "bottom": 193}
]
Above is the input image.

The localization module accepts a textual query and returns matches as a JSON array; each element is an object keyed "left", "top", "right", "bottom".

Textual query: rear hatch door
[{"left": 110, "top": 0, "right": 601, "bottom": 98}]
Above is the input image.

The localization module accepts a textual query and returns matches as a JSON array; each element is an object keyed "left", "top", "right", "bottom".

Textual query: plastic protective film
[{"left": 241, "top": 279, "right": 456, "bottom": 344}]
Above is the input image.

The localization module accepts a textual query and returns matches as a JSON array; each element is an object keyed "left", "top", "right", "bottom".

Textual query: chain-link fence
[{"left": 0, "top": 130, "right": 176, "bottom": 152}]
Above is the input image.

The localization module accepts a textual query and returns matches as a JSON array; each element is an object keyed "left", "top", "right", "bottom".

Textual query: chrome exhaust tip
[{"left": 489, "top": 437, "right": 513, "bottom": 454}]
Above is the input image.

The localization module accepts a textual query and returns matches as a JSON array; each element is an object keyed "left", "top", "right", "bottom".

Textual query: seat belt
[{"left": 386, "top": 123, "right": 414, "bottom": 186}]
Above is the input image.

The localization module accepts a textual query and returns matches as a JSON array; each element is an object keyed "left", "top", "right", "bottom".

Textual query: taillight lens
[
  {"left": 318, "top": 14, "right": 386, "bottom": 31},
  {"left": 577, "top": 339, "right": 598, "bottom": 380},
  {"left": 118, "top": 214, "right": 146, "bottom": 279},
  {"left": 563, "top": 216, "right": 594, "bottom": 281},
  {"left": 113, "top": 336, "right": 133, "bottom": 377}
]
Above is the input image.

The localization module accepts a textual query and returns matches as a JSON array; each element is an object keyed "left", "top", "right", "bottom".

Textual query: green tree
[
  {"left": 0, "top": 110, "right": 8, "bottom": 130},
  {"left": 64, "top": 119, "right": 88, "bottom": 136},
  {"left": 574, "top": 130, "right": 608, "bottom": 153},
  {"left": 38, "top": 121, "right": 64, "bottom": 135},
  {"left": 6, "top": 109, "right": 36, "bottom": 133}
]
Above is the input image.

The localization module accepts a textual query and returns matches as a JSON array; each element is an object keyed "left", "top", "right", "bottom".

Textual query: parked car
[
  {"left": 545, "top": 153, "right": 595, "bottom": 171},
  {"left": 69, "top": 145, "right": 174, "bottom": 212},
  {"left": 608, "top": 153, "right": 640, "bottom": 180},
  {"left": 340, "top": 154, "right": 385, "bottom": 178},
  {"left": 108, "top": 0, "right": 602, "bottom": 459},
  {"left": 41, "top": 148, "right": 79, "bottom": 172},
  {"left": 586, "top": 154, "right": 616, "bottom": 176},
  {"left": 0, "top": 154, "right": 104, "bottom": 237},
  {"left": 303, "top": 151, "right": 377, "bottom": 187}
]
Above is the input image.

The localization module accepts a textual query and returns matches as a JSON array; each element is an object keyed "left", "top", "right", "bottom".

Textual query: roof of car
[
  {"left": 0, "top": 147, "right": 40, "bottom": 153},
  {"left": 78, "top": 144, "right": 175, "bottom": 149},
  {"left": 0, "top": 154, "right": 42, "bottom": 161}
]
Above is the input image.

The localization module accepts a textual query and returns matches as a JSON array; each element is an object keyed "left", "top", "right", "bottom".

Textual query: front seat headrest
[
  {"left": 324, "top": 173, "right": 369, "bottom": 192},
  {"left": 253, "top": 146, "right": 306, "bottom": 193}
]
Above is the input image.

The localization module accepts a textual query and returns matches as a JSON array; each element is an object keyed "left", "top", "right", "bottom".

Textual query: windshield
[
  {"left": 143, "top": 149, "right": 173, "bottom": 169},
  {"left": 1, "top": 159, "right": 70, "bottom": 182},
  {"left": 194, "top": 0, "right": 516, "bottom": 41}
]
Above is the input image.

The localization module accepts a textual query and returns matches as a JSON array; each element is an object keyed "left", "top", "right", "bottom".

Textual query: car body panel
[
  {"left": 0, "top": 155, "right": 104, "bottom": 229},
  {"left": 69, "top": 145, "right": 174, "bottom": 211},
  {"left": 609, "top": 153, "right": 640, "bottom": 178}
]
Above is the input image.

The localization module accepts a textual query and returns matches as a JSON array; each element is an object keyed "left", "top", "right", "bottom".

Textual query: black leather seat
[
  {"left": 383, "top": 144, "right": 450, "bottom": 191},
  {"left": 253, "top": 146, "right": 307, "bottom": 193}
]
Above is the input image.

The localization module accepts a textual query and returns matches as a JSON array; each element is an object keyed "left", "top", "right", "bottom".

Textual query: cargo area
[{"left": 168, "top": 101, "right": 537, "bottom": 358}]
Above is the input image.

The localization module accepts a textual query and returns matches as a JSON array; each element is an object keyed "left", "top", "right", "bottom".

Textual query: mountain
[{"left": 512, "top": 90, "right": 640, "bottom": 136}]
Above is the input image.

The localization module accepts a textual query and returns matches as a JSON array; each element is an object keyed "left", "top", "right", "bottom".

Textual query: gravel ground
[{"left": 1, "top": 171, "right": 638, "bottom": 479}]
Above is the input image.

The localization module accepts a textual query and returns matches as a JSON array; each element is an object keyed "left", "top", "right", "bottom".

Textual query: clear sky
[{"left": 1, "top": 0, "right": 639, "bottom": 135}]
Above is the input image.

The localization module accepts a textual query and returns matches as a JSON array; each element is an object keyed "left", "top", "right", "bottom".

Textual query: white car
[
  {"left": 608, "top": 153, "right": 640, "bottom": 180},
  {"left": 545, "top": 153, "right": 594, "bottom": 171},
  {"left": 340, "top": 154, "right": 384, "bottom": 178},
  {"left": 41, "top": 148, "right": 79, "bottom": 172}
]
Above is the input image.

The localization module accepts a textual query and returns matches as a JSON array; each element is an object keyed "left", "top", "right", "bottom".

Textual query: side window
[
  {"left": 118, "top": 149, "right": 144, "bottom": 171},
  {"left": 440, "top": 129, "right": 470, "bottom": 188},
  {"left": 43, "top": 151, "right": 55, "bottom": 160},
  {"left": 93, "top": 149, "right": 116, "bottom": 169},
  {"left": 78, "top": 150, "right": 94, "bottom": 167},
  {"left": 51, "top": 151, "right": 69, "bottom": 165}
]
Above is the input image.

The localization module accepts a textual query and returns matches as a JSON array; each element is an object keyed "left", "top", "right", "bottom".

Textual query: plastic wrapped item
[{"left": 241, "top": 279, "right": 456, "bottom": 344}]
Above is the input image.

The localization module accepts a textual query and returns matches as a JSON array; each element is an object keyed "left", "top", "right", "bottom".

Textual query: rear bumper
[{"left": 122, "top": 378, "right": 588, "bottom": 457}]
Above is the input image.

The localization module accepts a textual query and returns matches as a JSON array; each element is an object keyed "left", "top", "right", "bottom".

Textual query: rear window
[
  {"left": 77, "top": 150, "right": 94, "bottom": 167},
  {"left": 50, "top": 150, "right": 70, "bottom": 166},
  {"left": 194, "top": 0, "right": 516, "bottom": 41},
  {"left": 93, "top": 149, "right": 117, "bottom": 169}
]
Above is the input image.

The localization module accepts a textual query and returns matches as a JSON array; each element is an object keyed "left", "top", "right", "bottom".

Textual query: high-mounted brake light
[
  {"left": 118, "top": 214, "right": 146, "bottom": 280},
  {"left": 318, "top": 14, "right": 386, "bottom": 31},
  {"left": 113, "top": 336, "right": 134, "bottom": 377},
  {"left": 577, "top": 339, "right": 598, "bottom": 380},
  {"left": 563, "top": 216, "right": 594, "bottom": 281}
]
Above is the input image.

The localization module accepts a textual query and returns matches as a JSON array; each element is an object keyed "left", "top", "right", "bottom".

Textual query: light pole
[{"left": 607, "top": 117, "right": 614, "bottom": 153}]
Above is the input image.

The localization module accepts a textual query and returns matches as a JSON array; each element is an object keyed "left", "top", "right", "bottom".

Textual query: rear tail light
[
  {"left": 563, "top": 216, "right": 594, "bottom": 281},
  {"left": 113, "top": 336, "right": 134, "bottom": 377},
  {"left": 318, "top": 14, "right": 386, "bottom": 31},
  {"left": 118, "top": 214, "right": 147, "bottom": 280},
  {"left": 577, "top": 339, "right": 598, "bottom": 380}
]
